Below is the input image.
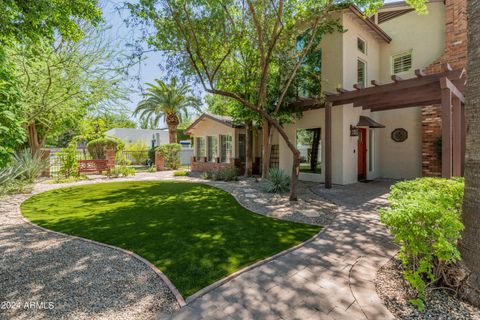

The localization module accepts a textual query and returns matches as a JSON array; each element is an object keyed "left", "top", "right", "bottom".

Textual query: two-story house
[{"left": 187, "top": 0, "right": 467, "bottom": 185}]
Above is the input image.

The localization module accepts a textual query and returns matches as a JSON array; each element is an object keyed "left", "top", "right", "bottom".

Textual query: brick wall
[
  {"left": 422, "top": 0, "right": 467, "bottom": 176},
  {"left": 191, "top": 157, "right": 236, "bottom": 172},
  {"left": 155, "top": 152, "right": 165, "bottom": 171},
  {"left": 106, "top": 149, "right": 116, "bottom": 168}
]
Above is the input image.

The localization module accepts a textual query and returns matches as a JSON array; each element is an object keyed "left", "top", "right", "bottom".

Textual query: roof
[
  {"left": 357, "top": 116, "right": 385, "bottom": 128},
  {"left": 184, "top": 113, "right": 244, "bottom": 134},
  {"left": 347, "top": 5, "right": 392, "bottom": 43},
  {"left": 372, "top": 0, "right": 443, "bottom": 24}
]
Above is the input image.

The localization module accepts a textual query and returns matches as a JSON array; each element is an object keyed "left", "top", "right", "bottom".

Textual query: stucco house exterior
[{"left": 187, "top": 0, "right": 467, "bottom": 185}]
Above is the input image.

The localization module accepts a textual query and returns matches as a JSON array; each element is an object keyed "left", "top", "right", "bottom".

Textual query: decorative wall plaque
[{"left": 391, "top": 128, "right": 408, "bottom": 142}]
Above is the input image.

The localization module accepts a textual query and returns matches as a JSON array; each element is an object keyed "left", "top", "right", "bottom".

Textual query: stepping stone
[
  {"left": 243, "top": 188, "right": 257, "bottom": 193},
  {"left": 253, "top": 199, "right": 267, "bottom": 204},
  {"left": 300, "top": 209, "right": 319, "bottom": 217},
  {"left": 244, "top": 194, "right": 257, "bottom": 198}
]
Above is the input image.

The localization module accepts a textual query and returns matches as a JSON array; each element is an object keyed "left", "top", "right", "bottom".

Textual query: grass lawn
[
  {"left": 21, "top": 181, "right": 320, "bottom": 297},
  {"left": 299, "top": 163, "right": 322, "bottom": 174}
]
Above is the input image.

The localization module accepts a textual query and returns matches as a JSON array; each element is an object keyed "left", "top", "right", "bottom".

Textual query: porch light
[{"left": 350, "top": 125, "right": 359, "bottom": 137}]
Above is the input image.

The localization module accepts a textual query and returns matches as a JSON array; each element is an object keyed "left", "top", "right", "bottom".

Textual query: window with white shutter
[{"left": 392, "top": 51, "right": 412, "bottom": 74}]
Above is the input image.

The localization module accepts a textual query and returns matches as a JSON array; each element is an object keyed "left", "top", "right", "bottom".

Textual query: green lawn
[{"left": 21, "top": 181, "right": 320, "bottom": 297}]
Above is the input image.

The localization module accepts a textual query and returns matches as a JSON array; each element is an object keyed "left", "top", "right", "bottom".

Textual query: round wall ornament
[{"left": 391, "top": 128, "right": 408, "bottom": 142}]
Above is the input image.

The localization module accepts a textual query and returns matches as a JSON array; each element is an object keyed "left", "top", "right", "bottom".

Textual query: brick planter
[
  {"left": 106, "top": 149, "right": 116, "bottom": 168},
  {"left": 155, "top": 152, "right": 165, "bottom": 171},
  {"left": 191, "top": 156, "right": 237, "bottom": 172}
]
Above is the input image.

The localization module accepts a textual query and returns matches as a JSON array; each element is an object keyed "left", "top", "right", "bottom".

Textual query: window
[
  {"left": 196, "top": 137, "right": 205, "bottom": 158},
  {"left": 392, "top": 51, "right": 412, "bottom": 74},
  {"left": 220, "top": 135, "right": 232, "bottom": 163},
  {"left": 207, "top": 136, "right": 218, "bottom": 162},
  {"left": 368, "top": 129, "right": 374, "bottom": 172},
  {"left": 357, "top": 37, "right": 366, "bottom": 54},
  {"left": 296, "top": 128, "right": 322, "bottom": 174},
  {"left": 357, "top": 59, "right": 366, "bottom": 88}
]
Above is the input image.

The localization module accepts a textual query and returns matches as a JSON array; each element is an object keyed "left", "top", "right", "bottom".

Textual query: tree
[
  {"left": 75, "top": 113, "right": 137, "bottom": 143},
  {"left": 7, "top": 28, "right": 128, "bottom": 153},
  {"left": 129, "top": 0, "right": 346, "bottom": 200},
  {"left": 134, "top": 78, "right": 200, "bottom": 143},
  {"left": 460, "top": 0, "right": 480, "bottom": 306}
]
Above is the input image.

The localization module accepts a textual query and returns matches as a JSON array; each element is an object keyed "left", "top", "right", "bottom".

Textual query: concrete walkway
[{"left": 170, "top": 181, "right": 398, "bottom": 320}]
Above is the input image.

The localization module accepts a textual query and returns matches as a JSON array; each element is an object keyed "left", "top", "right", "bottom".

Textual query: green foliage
[
  {"left": 0, "top": 165, "right": 24, "bottom": 185},
  {"left": 173, "top": 170, "right": 189, "bottom": 177},
  {"left": 75, "top": 113, "right": 136, "bottom": 143},
  {"left": 52, "top": 175, "right": 88, "bottom": 184},
  {"left": 59, "top": 143, "right": 79, "bottom": 178},
  {"left": 126, "top": 141, "right": 149, "bottom": 165},
  {"left": 0, "top": 49, "right": 26, "bottom": 167},
  {"left": 110, "top": 166, "right": 136, "bottom": 178},
  {"left": 148, "top": 147, "right": 156, "bottom": 166},
  {"left": 87, "top": 136, "right": 124, "bottom": 159},
  {"left": 13, "top": 149, "right": 48, "bottom": 183},
  {"left": 134, "top": 78, "right": 200, "bottom": 133},
  {"left": 380, "top": 178, "right": 464, "bottom": 304},
  {"left": 147, "top": 165, "right": 156, "bottom": 173},
  {"left": 264, "top": 168, "right": 290, "bottom": 193},
  {"left": 201, "top": 166, "right": 238, "bottom": 181},
  {"left": 156, "top": 143, "right": 181, "bottom": 170}
]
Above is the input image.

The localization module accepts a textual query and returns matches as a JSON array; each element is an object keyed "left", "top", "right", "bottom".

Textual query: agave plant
[
  {"left": 264, "top": 167, "right": 290, "bottom": 193},
  {"left": 0, "top": 166, "right": 24, "bottom": 185},
  {"left": 13, "top": 149, "right": 48, "bottom": 183}
]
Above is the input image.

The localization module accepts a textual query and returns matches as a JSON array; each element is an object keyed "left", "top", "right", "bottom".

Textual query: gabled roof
[
  {"left": 347, "top": 5, "right": 392, "bottom": 43},
  {"left": 184, "top": 113, "right": 244, "bottom": 134}
]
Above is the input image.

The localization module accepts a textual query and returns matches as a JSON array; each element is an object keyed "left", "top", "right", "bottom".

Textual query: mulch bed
[{"left": 375, "top": 257, "right": 480, "bottom": 320}]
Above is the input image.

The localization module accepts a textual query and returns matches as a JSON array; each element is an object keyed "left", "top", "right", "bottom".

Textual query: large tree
[
  {"left": 129, "top": 0, "right": 346, "bottom": 200},
  {"left": 134, "top": 78, "right": 200, "bottom": 143},
  {"left": 460, "top": 0, "right": 480, "bottom": 306}
]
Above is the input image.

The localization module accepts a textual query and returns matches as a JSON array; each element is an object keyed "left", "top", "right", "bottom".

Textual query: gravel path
[
  {"left": 375, "top": 258, "right": 480, "bottom": 320},
  {"left": 0, "top": 172, "right": 337, "bottom": 319}
]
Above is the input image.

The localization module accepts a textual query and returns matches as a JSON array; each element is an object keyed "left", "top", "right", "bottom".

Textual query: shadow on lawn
[{"left": 20, "top": 181, "right": 321, "bottom": 297}]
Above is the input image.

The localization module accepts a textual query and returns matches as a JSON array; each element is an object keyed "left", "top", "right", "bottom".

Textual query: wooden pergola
[{"left": 291, "top": 63, "right": 466, "bottom": 188}]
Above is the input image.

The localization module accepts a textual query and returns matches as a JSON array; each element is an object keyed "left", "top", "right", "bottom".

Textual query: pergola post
[
  {"left": 441, "top": 84, "right": 453, "bottom": 178},
  {"left": 452, "top": 96, "right": 462, "bottom": 176},
  {"left": 325, "top": 102, "right": 332, "bottom": 189}
]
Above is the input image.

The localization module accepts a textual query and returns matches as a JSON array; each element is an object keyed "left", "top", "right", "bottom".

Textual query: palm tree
[
  {"left": 460, "top": 0, "right": 480, "bottom": 307},
  {"left": 134, "top": 78, "right": 200, "bottom": 143}
]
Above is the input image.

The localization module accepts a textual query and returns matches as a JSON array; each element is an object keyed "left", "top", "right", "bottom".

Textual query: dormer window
[
  {"left": 357, "top": 37, "right": 366, "bottom": 54},
  {"left": 392, "top": 51, "right": 412, "bottom": 74}
]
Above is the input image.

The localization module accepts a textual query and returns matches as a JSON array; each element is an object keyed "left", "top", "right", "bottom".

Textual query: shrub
[
  {"left": 380, "top": 177, "right": 464, "bottom": 308},
  {"left": 110, "top": 166, "right": 136, "bottom": 178},
  {"left": 173, "top": 170, "right": 189, "bottom": 177},
  {"left": 59, "top": 142, "right": 79, "bottom": 178},
  {"left": 148, "top": 147, "right": 156, "bottom": 166},
  {"left": 87, "top": 136, "right": 124, "bottom": 159},
  {"left": 147, "top": 165, "right": 156, "bottom": 172},
  {"left": 201, "top": 166, "right": 238, "bottom": 181},
  {"left": 156, "top": 143, "right": 181, "bottom": 170},
  {"left": 264, "top": 167, "right": 290, "bottom": 193}
]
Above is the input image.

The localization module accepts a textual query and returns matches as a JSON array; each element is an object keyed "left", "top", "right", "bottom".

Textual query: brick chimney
[{"left": 421, "top": 0, "right": 467, "bottom": 177}]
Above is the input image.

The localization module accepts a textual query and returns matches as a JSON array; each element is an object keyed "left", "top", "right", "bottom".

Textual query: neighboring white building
[{"left": 106, "top": 128, "right": 169, "bottom": 147}]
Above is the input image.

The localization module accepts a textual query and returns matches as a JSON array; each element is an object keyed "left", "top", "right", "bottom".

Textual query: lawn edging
[
  {"left": 19, "top": 213, "right": 187, "bottom": 307},
  {"left": 185, "top": 223, "right": 329, "bottom": 304}
]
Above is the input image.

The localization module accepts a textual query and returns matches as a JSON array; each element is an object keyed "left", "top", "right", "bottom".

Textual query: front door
[{"left": 357, "top": 128, "right": 367, "bottom": 181}]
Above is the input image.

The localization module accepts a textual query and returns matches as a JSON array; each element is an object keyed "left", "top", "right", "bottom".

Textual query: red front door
[{"left": 357, "top": 128, "right": 367, "bottom": 180}]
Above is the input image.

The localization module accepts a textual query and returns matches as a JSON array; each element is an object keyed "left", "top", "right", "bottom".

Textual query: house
[
  {"left": 188, "top": 0, "right": 467, "bottom": 185},
  {"left": 106, "top": 128, "right": 169, "bottom": 148}
]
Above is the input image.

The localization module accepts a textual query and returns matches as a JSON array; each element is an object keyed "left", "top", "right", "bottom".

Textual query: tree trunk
[
  {"left": 27, "top": 122, "right": 41, "bottom": 154},
  {"left": 261, "top": 118, "right": 271, "bottom": 178},
  {"left": 290, "top": 150, "right": 300, "bottom": 201},
  {"left": 245, "top": 121, "right": 253, "bottom": 177},
  {"left": 459, "top": 0, "right": 480, "bottom": 306},
  {"left": 166, "top": 113, "right": 179, "bottom": 143}
]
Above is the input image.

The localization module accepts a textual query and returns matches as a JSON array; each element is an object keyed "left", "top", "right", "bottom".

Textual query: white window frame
[
  {"left": 357, "top": 36, "right": 367, "bottom": 55},
  {"left": 357, "top": 59, "right": 367, "bottom": 88},
  {"left": 391, "top": 50, "right": 413, "bottom": 75}
]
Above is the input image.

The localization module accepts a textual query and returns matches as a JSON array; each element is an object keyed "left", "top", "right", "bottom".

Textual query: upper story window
[
  {"left": 357, "top": 59, "right": 366, "bottom": 88},
  {"left": 392, "top": 51, "right": 412, "bottom": 74},
  {"left": 357, "top": 37, "right": 366, "bottom": 54}
]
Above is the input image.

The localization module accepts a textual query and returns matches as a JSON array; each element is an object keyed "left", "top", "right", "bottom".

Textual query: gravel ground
[
  {"left": 375, "top": 257, "right": 480, "bottom": 320},
  {"left": 0, "top": 172, "right": 337, "bottom": 320}
]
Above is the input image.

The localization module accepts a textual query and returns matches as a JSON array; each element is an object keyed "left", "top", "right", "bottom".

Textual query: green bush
[
  {"left": 148, "top": 147, "right": 156, "bottom": 166},
  {"left": 126, "top": 141, "right": 149, "bottom": 164},
  {"left": 173, "top": 170, "right": 189, "bottom": 177},
  {"left": 264, "top": 167, "right": 290, "bottom": 193},
  {"left": 87, "top": 136, "right": 124, "bottom": 159},
  {"left": 110, "top": 166, "right": 136, "bottom": 178},
  {"left": 59, "top": 142, "right": 79, "bottom": 178},
  {"left": 380, "top": 177, "right": 464, "bottom": 308},
  {"left": 201, "top": 166, "right": 238, "bottom": 181},
  {"left": 156, "top": 143, "right": 181, "bottom": 170}
]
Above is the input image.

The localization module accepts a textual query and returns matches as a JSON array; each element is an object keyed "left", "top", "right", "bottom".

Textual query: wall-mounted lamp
[{"left": 350, "top": 125, "right": 359, "bottom": 137}]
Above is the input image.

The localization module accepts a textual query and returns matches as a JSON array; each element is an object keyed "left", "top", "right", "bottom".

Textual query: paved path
[{"left": 170, "top": 181, "right": 398, "bottom": 320}]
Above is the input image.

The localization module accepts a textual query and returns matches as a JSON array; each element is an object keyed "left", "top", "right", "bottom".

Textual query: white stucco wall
[
  {"left": 187, "top": 118, "right": 238, "bottom": 158},
  {"left": 106, "top": 128, "right": 169, "bottom": 147},
  {"left": 378, "top": 2, "right": 445, "bottom": 81},
  {"left": 376, "top": 107, "right": 423, "bottom": 179}
]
